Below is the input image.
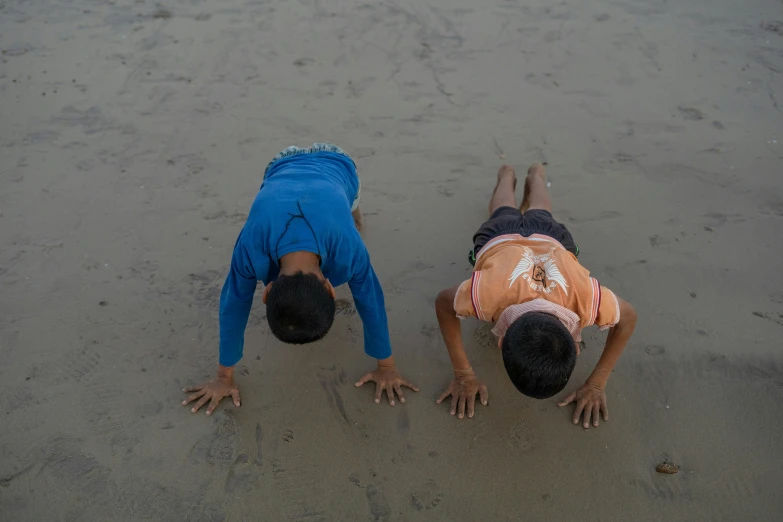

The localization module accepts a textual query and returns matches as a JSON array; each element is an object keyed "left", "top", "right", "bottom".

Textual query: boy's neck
[{"left": 279, "top": 251, "right": 321, "bottom": 276}]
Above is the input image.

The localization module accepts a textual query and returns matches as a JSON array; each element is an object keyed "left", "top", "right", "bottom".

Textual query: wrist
[
  {"left": 585, "top": 377, "right": 606, "bottom": 390},
  {"left": 377, "top": 356, "right": 395, "bottom": 370},
  {"left": 453, "top": 366, "right": 475, "bottom": 380},
  {"left": 217, "top": 364, "right": 234, "bottom": 380},
  {"left": 586, "top": 366, "right": 611, "bottom": 389}
]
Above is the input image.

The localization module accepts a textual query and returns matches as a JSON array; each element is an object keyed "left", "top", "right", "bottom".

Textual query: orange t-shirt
[{"left": 454, "top": 234, "right": 620, "bottom": 329}]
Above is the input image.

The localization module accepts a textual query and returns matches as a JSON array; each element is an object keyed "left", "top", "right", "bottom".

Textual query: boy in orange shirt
[{"left": 435, "top": 163, "right": 637, "bottom": 428}]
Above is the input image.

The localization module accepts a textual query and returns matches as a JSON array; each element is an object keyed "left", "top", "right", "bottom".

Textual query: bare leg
[
  {"left": 488, "top": 165, "right": 517, "bottom": 217},
  {"left": 519, "top": 163, "right": 551, "bottom": 214},
  {"left": 352, "top": 207, "right": 363, "bottom": 231}
]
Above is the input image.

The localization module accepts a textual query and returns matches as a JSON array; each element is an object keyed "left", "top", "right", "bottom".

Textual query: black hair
[
  {"left": 266, "top": 272, "right": 335, "bottom": 344},
  {"left": 501, "top": 312, "right": 576, "bottom": 399}
]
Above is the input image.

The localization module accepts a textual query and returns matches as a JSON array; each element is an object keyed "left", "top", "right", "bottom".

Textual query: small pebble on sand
[{"left": 656, "top": 462, "right": 679, "bottom": 474}]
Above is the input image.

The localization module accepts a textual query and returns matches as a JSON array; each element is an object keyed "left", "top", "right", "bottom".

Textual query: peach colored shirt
[{"left": 454, "top": 234, "right": 620, "bottom": 333}]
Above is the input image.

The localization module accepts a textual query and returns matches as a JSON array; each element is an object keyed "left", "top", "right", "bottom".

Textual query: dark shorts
[{"left": 472, "top": 207, "right": 578, "bottom": 261}]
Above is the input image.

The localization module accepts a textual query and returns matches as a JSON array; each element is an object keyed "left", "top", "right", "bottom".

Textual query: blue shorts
[{"left": 263, "top": 143, "right": 361, "bottom": 211}]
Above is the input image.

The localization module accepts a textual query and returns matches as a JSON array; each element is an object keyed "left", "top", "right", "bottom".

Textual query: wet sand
[{"left": 1, "top": 0, "right": 782, "bottom": 520}]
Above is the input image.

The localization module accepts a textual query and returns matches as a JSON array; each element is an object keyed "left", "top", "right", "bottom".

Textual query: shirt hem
[
  {"left": 475, "top": 233, "right": 567, "bottom": 262},
  {"left": 218, "top": 356, "right": 240, "bottom": 367}
]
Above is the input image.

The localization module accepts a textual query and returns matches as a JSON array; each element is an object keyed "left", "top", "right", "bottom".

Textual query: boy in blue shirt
[{"left": 182, "top": 144, "right": 418, "bottom": 415}]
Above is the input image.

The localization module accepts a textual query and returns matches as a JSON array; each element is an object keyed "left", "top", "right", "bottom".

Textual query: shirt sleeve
[
  {"left": 594, "top": 286, "right": 621, "bottom": 330},
  {"left": 218, "top": 240, "right": 261, "bottom": 367},
  {"left": 348, "top": 249, "right": 392, "bottom": 360},
  {"left": 453, "top": 278, "right": 475, "bottom": 319}
]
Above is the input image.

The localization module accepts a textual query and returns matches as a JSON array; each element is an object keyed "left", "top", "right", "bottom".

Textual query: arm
[
  {"left": 217, "top": 256, "right": 258, "bottom": 367},
  {"left": 435, "top": 285, "right": 472, "bottom": 371},
  {"left": 183, "top": 242, "right": 260, "bottom": 415},
  {"left": 434, "top": 285, "right": 489, "bottom": 419},
  {"left": 586, "top": 297, "right": 637, "bottom": 389},
  {"left": 559, "top": 297, "right": 637, "bottom": 428},
  {"left": 349, "top": 252, "right": 419, "bottom": 405},
  {"left": 347, "top": 256, "right": 392, "bottom": 361}
]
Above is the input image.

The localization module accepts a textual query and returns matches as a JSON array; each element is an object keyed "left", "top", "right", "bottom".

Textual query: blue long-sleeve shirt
[{"left": 218, "top": 151, "right": 391, "bottom": 367}]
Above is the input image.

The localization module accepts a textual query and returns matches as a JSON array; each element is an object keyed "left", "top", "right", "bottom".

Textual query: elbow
[
  {"left": 436, "top": 288, "right": 452, "bottom": 310},
  {"left": 436, "top": 287, "right": 457, "bottom": 317},
  {"left": 619, "top": 299, "right": 638, "bottom": 331}
]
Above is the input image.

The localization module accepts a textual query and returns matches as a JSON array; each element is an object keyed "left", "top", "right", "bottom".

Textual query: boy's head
[
  {"left": 264, "top": 271, "right": 336, "bottom": 344},
  {"left": 501, "top": 312, "right": 576, "bottom": 399}
]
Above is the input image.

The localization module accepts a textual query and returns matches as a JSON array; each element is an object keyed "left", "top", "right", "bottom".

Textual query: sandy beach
[{"left": 1, "top": 0, "right": 782, "bottom": 520}]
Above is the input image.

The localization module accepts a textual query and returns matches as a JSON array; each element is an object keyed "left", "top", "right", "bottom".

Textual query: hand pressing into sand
[
  {"left": 558, "top": 382, "right": 608, "bottom": 429},
  {"left": 182, "top": 365, "right": 240, "bottom": 416},
  {"left": 436, "top": 368, "right": 489, "bottom": 419},
  {"left": 355, "top": 356, "right": 419, "bottom": 406}
]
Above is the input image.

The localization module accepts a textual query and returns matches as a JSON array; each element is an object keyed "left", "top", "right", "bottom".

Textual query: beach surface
[{"left": 1, "top": 0, "right": 782, "bottom": 520}]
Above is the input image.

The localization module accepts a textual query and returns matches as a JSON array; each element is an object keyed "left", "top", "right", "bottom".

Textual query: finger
[
  {"left": 436, "top": 387, "right": 452, "bottom": 404},
  {"left": 191, "top": 394, "right": 210, "bottom": 413},
  {"left": 374, "top": 382, "right": 383, "bottom": 404},
  {"left": 582, "top": 404, "right": 592, "bottom": 429},
  {"left": 230, "top": 388, "right": 241, "bottom": 407},
  {"left": 450, "top": 394, "right": 458, "bottom": 415},
  {"left": 183, "top": 386, "right": 204, "bottom": 393},
  {"left": 559, "top": 392, "right": 577, "bottom": 407},
  {"left": 572, "top": 401, "right": 585, "bottom": 425},
  {"left": 386, "top": 384, "right": 395, "bottom": 406},
  {"left": 592, "top": 403, "right": 601, "bottom": 427},
  {"left": 457, "top": 395, "right": 466, "bottom": 419},
  {"left": 355, "top": 373, "right": 375, "bottom": 387},
  {"left": 394, "top": 384, "right": 405, "bottom": 404},
  {"left": 467, "top": 394, "right": 476, "bottom": 419},
  {"left": 182, "top": 390, "right": 206, "bottom": 406},
  {"left": 479, "top": 384, "right": 489, "bottom": 406},
  {"left": 600, "top": 397, "right": 609, "bottom": 421},
  {"left": 206, "top": 396, "right": 220, "bottom": 416},
  {"left": 400, "top": 379, "right": 420, "bottom": 392}
]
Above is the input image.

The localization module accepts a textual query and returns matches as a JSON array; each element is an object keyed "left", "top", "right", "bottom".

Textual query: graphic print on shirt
[{"left": 508, "top": 246, "right": 569, "bottom": 295}]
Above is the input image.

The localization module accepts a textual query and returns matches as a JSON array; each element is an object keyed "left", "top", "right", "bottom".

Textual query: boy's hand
[
  {"left": 355, "top": 357, "right": 419, "bottom": 405},
  {"left": 558, "top": 382, "right": 608, "bottom": 429},
  {"left": 436, "top": 369, "right": 488, "bottom": 419},
  {"left": 559, "top": 297, "right": 636, "bottom": 429},
  {"left": 182, "top": 366, "right": 240, "bottom": 416}
]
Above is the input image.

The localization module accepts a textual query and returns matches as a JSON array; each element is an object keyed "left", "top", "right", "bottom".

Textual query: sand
[{"left": 1, "top": 0, "right": 782, "bottom": 520}]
